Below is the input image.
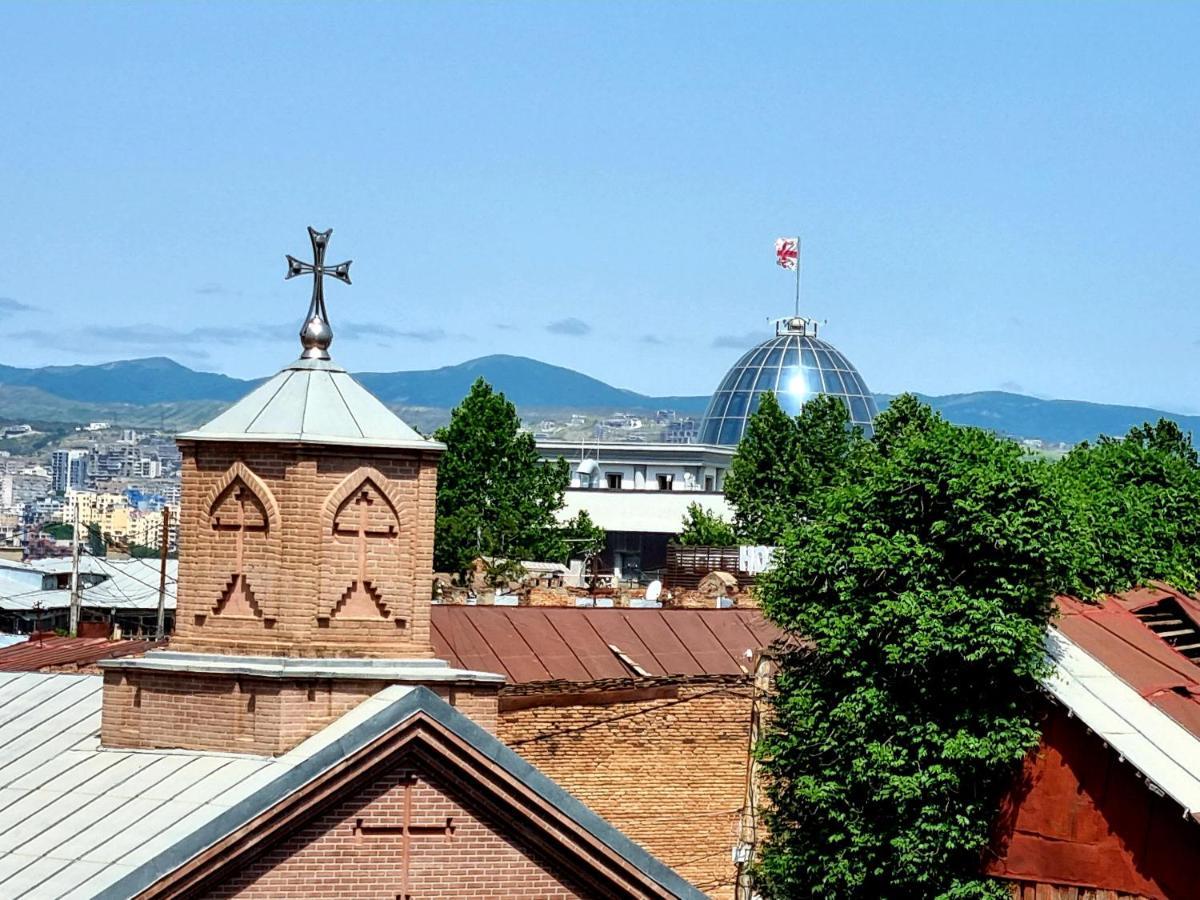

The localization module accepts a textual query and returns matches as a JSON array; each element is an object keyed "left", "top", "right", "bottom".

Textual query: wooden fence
[{"left": 665, "top": 544, "right": 758, "bottom": 590}]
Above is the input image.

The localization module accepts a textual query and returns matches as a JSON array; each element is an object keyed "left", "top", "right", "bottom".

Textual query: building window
[
  {"left": 657, "top": 474, "right": 674, "bottom": 491},
  {"left": 606, "top": 473, "right": 624, "bottom": 490},
  {"left": 704, "top": 475, "right": 715, "bottom": 492}
]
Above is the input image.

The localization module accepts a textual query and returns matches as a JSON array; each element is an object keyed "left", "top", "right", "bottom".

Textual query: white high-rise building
[{"left": 50, "top": 449, "right": 89, "bottom": 493}]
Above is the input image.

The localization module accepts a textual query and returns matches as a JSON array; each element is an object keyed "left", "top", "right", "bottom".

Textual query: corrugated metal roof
[
  {"left": 0, "top": 672, "right": 414, "bottom": 899},
  {"left": 0, "top": 637, "right": 159, "bottom": 672},
  {"left": 1055, "top": 590, "right": 1200, "bottom": 743},
  {"left": 0, "top": 560, "right": 178, "bottom": 612},
  {"left": 1044, "top": 628, "right": 1200, "bottom": 819},
  {"left": 177, "top": 357, "right": 442, "bottom": 451},
  {"left": 430, "top": 606, "right": 776, "bottom": 683}
]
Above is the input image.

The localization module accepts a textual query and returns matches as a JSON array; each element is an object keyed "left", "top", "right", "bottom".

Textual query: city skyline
[{"left": 1, "top": 2, "right": 1198, "bottom": 412}]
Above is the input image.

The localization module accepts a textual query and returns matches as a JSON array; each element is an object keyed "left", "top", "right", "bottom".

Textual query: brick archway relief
[
  {"left": 319, "top": 467, "right": 408, "bottom": 628},
  {"left": 204, "top": 462, "right": 280, "bottom": 621}
]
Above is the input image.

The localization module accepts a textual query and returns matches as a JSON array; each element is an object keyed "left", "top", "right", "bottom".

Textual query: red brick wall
[
  {"left": 497, "top": 678, "right": 754, "bottom": 899},
  {"left": 102, "top": 669, "right": 499, "bottom": 756},
  {"left": 173, "top": 442, "right": 439, "bottom": 659},
  {"left": 205, "top": 766, "right": 585, "bottom": 900}
]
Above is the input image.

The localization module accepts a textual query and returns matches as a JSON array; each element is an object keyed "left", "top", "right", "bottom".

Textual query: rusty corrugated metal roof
[
  {"left": 1055, "top": 586, "right": 1200, "bottom": 743},
  {"left": 430, "top": 606, "right": 778, "bottom": 684},
  {"left": 0, "top": 634, "right": 160, "bottom": 672}
]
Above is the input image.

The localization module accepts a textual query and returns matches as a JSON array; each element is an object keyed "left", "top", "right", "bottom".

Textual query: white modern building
[
  {"left": 537, "top": 441, "right": 734, "bottom": 580},
  {"left": 535, "top": 314, "right": 880, "bottom": 581}
]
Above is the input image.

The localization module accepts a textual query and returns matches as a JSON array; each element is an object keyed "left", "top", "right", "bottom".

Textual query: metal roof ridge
[{"left": 328, "top": 369, "right": 367, "bottom": 439}]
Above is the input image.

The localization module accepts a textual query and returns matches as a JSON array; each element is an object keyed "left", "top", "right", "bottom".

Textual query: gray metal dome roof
[
  {"left": 177, "top": 357, "right": 443, "bottom": 452},
  {"left": 700, "top": 316, "right": 878, "bottom": 445}
]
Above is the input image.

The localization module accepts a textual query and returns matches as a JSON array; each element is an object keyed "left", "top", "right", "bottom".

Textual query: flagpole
[{"left": 794, "top": 236, "right": 802, "bottom": 317}]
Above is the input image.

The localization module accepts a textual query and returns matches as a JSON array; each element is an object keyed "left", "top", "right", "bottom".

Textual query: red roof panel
[
  {"left": 0, "top": 635, "right": 160, "bottom": 672},
  {"left": 1055, "top": 591, "right": 1200, "bottom": 744},
  {"left": 538, "top": 611, "right": 628, "bottom": 681},
  {"left": 429, "top": 606, "right": 778, "bottom": 684}
]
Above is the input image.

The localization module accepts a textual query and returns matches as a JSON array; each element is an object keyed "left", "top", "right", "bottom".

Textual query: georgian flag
[{"left": 775, "top": 237, "right": 798, "bottom": 270}]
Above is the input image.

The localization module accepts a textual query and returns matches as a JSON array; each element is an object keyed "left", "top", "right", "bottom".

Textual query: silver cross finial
[{"left": 286, "top": 226, "right": 352, "bottom": 360}]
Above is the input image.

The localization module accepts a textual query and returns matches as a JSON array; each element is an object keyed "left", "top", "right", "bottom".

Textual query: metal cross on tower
[{"left": 286, "top": 226, "right": 353, "bottom": 360}]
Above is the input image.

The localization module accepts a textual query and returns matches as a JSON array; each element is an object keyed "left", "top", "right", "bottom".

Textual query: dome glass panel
[{"left": 699, "top": 323, "right": 879, "bottom": 445}]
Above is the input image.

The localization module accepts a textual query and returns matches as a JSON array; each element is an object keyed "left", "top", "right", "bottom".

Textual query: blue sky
[{"left": 1, "top": 2, "right": 1197, "bottom": 410}]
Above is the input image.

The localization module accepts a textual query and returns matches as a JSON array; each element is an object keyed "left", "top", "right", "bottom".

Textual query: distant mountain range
[{"left": 0, "top": 354, "right": 1196, "bottom": 446}]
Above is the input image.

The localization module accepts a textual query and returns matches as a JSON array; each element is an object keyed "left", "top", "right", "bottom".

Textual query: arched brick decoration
[
  {"left": 200, "top": 462, "right": 282, "bottom": 624},
  {"left": 203, "top": 461, "right": 281, "bottom": 532},
  {"left": 318, "top": 468, "right": 412, "bottom": 634}
]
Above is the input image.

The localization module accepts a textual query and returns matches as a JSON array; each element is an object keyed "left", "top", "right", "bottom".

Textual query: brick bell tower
[{"left": 100, "top": 228, "right": 502, "bottom": 755}]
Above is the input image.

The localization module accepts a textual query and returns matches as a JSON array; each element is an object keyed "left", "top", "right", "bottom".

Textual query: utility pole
[
  {"left": 68, "top": 494, "right": 81, "bottom": 637},
  {"left": 155, "top": 506, "right": 170, "bottom": 641},
  {"left": 734, "top": 651, "right": 772, "bottom": 900}
]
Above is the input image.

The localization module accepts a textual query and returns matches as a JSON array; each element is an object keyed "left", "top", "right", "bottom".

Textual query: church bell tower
[{"left": 99, "top": 228, "right": 501, "bottom": 755}]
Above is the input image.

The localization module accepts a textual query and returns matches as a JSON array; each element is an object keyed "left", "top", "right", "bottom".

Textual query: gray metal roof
[
  {"left": 0, "top": 560, "right": 178, "bottom": 613},
  {"left": 0, "top": 673, "right": 704, "bottom": 900},
  {"left": 0, "top": 672, "right": 286, "bottom": 898},
  {"left": 177, "top": 358, "right": 443, "bottom": 452}
]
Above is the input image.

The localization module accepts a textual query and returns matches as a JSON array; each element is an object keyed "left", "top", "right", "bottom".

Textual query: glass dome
[{"left": 699, "top": 316, "right": 879, "bottom": 445}]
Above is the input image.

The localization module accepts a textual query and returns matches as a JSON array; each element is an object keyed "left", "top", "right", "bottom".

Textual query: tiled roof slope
[{"left": 431, "top": 606, "right": 779, "bottom": 683}]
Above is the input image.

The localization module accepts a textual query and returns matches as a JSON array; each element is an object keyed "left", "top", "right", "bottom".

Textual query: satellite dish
[
  {"left": 578, "top": 458, "right": 600, "bottom": 477},
  {"left": 645, "top": 580, "right": 662, "bottom": 602}
]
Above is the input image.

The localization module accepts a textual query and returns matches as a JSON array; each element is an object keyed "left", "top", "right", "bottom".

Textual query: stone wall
[
  {"left": 173, "top": 442, "right": 439, "bottom": 659},
  {"left": 497, "top": 676, "right": 755, "bottom": 899}
]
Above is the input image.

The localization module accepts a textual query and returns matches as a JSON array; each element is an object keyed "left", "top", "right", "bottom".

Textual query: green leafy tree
[
  {"left": 559, "top": 509, "right": 606, "bottom": 562},
  {"left": 755, "top": 395, "right": 1070, "bottom": 899},
  {"left": 86, "top": 523, "right": 106, "bottom": 558},
  {"left": 1050, "top": 418, "right": 1200, "bottom": 593},
  {"left": 434, "top": 378, "right": 571, "bottom": 576},
  {"left": 677, "top": 502, "right": 737, "bottom": 546},
  {"left": 724, "top": 392, "right": 863, "bottom": 544}
]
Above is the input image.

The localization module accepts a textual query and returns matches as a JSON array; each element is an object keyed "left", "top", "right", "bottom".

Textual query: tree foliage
[
  {"left": 1050, "top": 418, "right": 1200, "bottom": 593},
  {"left": 433, "top": 378, "right": 572, "bottom": 575},
  {"left": 723, "top": 393, "right": 863, "bottom": 544},
  {"left": 677, "top": 502, "right": 737, "bottom": 546},
  {"left": 559, "top": 509, "right": 606, "bottom": 562},
  {"left": 754, "top": 394, "right": 1070, "bottom": 899}
]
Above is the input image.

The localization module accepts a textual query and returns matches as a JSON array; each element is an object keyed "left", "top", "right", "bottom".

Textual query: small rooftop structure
[{"left": 988, "top": 585, "right": 1200, "bottom": 896}]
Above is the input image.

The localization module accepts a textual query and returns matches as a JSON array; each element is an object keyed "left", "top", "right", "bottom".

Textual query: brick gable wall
[
  {"left": 205, "top": 765, "right": 586, "bottom": 900},
  {"left": 497, "top": 678, "right": 754, "bottom": 900}
]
